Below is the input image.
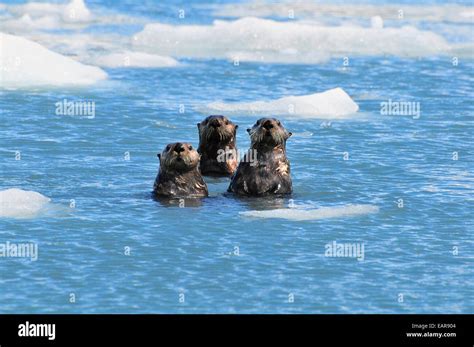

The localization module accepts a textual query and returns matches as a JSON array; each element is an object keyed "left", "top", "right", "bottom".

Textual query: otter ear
[
  {"left": 234, "top": 124, "right": 239, "bottom": 129},
  {"left": 157, "top": 153, "right": 161, "bottom": 160},
  {"left": 197, "top": 123, "right": 201, "bottom": 129},
  {"left": 247, "top": 128, "right": 251, "bottom": 133}
]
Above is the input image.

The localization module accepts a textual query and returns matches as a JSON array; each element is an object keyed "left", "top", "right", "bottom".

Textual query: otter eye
[{"left": 189, "top": 145, "right": 193, "bottom": 150}]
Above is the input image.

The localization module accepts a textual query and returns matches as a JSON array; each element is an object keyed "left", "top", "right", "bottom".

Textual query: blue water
[{"left": 0, "top": 0, "right": 473, "bottom": 313}]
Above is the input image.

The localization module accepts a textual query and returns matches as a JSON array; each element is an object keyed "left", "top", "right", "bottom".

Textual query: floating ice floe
[
  {"left": 6, "top": 0, "right": 92, "bottom": 24},
  {"left": 62, "top": 0, "right": 92, "bottom": 22},
  {"left": 133, "top": 17, "right": 452, "bottom": 64},
  {"left": 240, "top": 204, "right": 379, "bottom": 221},
  {"left": 0, "top": 188, "right": 51, "bottom": 219},
  {"left": 91, "top": 51, "right": 179, "bottom": 68},
  {"left": 200, "top": 88, "right": 359, "bottom": 119},
  {"left": 0, "top": 33, "right": 107, "bottom": 88},
  {"left": 370, "top": 16, "right": 384, "bottom": 29},
  {"left": 213, "top": 2, "right": 474, "bottom": 24},
  {"left": 1, "top": 0, "right": 143, "bottom": 33},
  {"left": 0, "top": 0, "right": 175, "bottom": 71},
  {"left": 2, "top": 13, "right": 60, "bottom": 30},
  {"left": 1, "top": 3, "right": 469, "bottom": 69}
]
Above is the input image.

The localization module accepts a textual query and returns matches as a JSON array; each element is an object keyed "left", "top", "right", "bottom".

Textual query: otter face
[
  {"left": 197, "top": 115, "right": 238, "bottom": 143},
  {"left": 158, "top": 142, "right": 200, "bottom": 172},
  {"left": 247, "top": 118, "right": 292, "bottom": 147}
]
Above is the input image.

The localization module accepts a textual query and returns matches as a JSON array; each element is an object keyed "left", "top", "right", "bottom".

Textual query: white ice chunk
[
  {"left": 0, "top": 33, "right": 107, "bottom": 88},
  {"left": 201, "top": 88, "right": 359, "bottom": 119},
  {"left": 0, "top": 188, "right": 51, "bottom": 219},
  {"left": 240, "top": 204, "right": 379, "bottom": 221}
]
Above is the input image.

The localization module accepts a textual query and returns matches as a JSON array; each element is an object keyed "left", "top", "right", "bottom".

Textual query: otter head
[
  {"left": 197, "top": 115, "right": 238, "bottom": 145},
  {"left": 247, "top": 118, "right": 292, "bottom": 148},
  {"left": 158, "top": 142, "right": 200, "bottom": 172}
]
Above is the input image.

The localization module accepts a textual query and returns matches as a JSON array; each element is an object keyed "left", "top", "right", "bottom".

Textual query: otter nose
[
  {"left": 262, "top": 120, "right": 273, "bottom": 130},
  {"left": 210, "top": 118, "right": 221, "bottom": 128},
  {"left": 175, "top": 143, "right": 185, "bottom": 153}
]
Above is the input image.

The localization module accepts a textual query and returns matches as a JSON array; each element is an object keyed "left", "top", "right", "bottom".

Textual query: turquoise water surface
[{"left": 0, "top": 0, "right": 473, "bottom": 313}]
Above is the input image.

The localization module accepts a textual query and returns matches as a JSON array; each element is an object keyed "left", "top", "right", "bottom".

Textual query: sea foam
[
  {"left": 0, "top": 188, "right": 51, "bottom": 219},
  {"left": 200, "top": 88, "right": 359, "bottom": 119},
  {"left": 240, "top": 204, "right": 379, "bottom": 221},
  {"left": 0, "top": 33, "right": 107, "bottom": 88}
]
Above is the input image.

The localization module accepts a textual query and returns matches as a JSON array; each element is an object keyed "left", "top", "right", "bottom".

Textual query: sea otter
[
  {"left": 228, "top": 118, "right": 292, "bottom": 196},
  {"left": 197, "top": 115, "right": 238, "bottom": 177},
  {"left": 153, "top": 142, "right": 208, "bottom": 198}
]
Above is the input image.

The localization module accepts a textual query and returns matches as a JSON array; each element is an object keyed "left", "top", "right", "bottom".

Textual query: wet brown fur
[
  {"left": 228, "top": 118, "right": 292, "bottom": 196},
  {"left": 153, "top": 142, "right": 208, "bottom": 198},
  {"left": 197, "top": 115, "right": 238, "bottom": 177}
]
